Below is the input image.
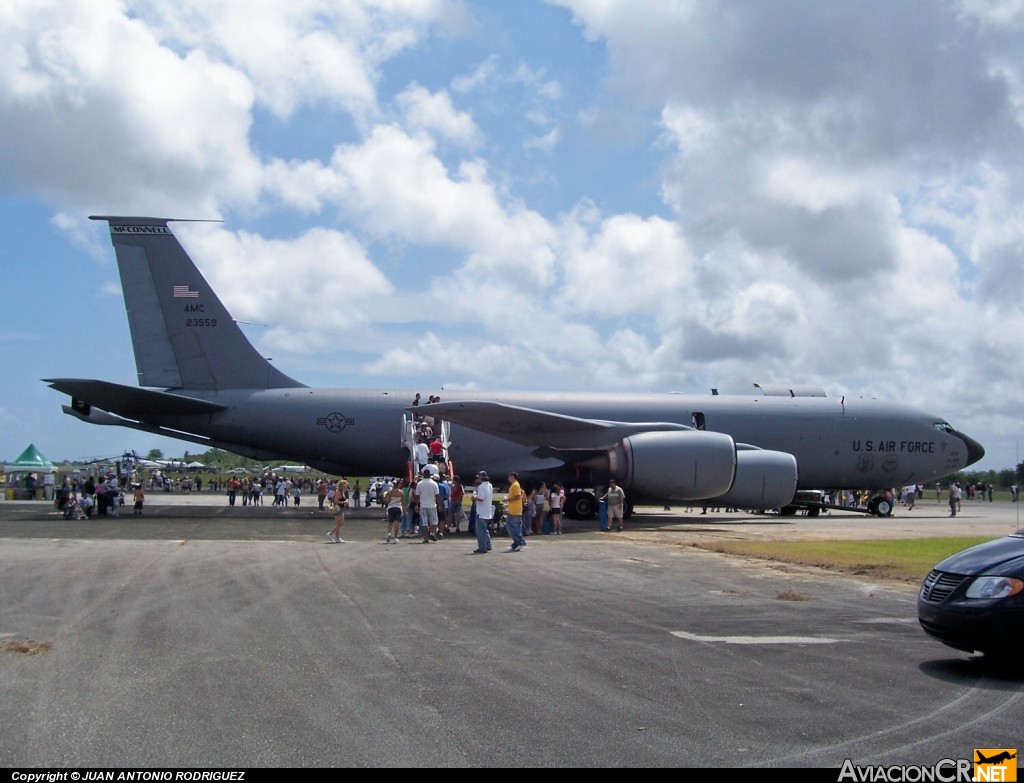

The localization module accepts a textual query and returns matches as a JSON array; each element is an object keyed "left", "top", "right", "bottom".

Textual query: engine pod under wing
[
  {"left": 613, "top": 430, "right": 737, "bottom": 500},
  {"left": 708, "top": 449, "right": 798, "bottom": 509}
]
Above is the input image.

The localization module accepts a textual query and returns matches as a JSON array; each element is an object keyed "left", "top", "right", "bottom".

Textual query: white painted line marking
[{"left": 671, "top": 631, "right": 847, "bottom": 644}]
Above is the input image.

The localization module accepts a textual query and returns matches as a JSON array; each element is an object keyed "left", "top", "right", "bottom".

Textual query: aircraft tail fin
[{"left": 91, "top": 216, "right": 304, "bottom": 391}]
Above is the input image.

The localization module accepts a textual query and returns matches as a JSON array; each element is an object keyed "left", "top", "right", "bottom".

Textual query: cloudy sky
[{"left": 1, "top": 0, "right": 1022, "bottom": 473}]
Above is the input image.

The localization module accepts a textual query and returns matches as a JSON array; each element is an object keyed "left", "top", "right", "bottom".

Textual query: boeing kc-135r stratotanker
[{"left": 45, "top": 216, "right": 985, "bottom": 519}]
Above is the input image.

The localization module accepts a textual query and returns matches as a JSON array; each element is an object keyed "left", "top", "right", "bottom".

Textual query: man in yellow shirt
[{"left": 504, "top": 472, "right": 527, "bottom": 552}]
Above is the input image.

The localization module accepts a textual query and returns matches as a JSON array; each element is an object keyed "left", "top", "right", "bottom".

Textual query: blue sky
[{"left": 1, "top": 0, "right": 1022, "bottom": 473}]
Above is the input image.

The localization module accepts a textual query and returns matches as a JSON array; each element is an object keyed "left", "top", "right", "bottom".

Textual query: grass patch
[
  {"left": 1, "top": 640, "right": 53, "bottom": 655},
  {"left": 696, "top": 536, "right": 996, "bottom": 584},
  {"left": 775, "top": 589, "right": 809, "bottom": 601}
]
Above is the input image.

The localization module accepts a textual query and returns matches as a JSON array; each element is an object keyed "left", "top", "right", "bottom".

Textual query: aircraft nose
[{"left": 953, "top": 430, "right": 985, "bottom": 467}]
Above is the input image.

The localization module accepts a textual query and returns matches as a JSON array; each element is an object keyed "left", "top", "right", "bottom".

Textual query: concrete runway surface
[{"left": 2, "top": 495, "right": 1022, "bottom": 767}]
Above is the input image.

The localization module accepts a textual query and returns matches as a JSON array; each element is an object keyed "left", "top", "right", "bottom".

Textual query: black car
[{"left": 918, "top": 533, "right": 1024, "bottom": 658}]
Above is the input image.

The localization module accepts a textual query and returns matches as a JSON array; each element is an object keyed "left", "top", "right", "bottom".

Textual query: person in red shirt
[
  {"left": 448, "top": 476, "right": 465, "bottom": 533},
  {"left": 227, "top": 476, "right": 240, "bottom": 506},
  {"left": 428, "top": 436, "right": 444, "bottom": 467}
]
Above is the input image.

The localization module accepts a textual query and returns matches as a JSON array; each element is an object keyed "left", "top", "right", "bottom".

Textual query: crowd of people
[
  {"left": 320, "top": 468, "right": 569, "bottom": 549},
  {"left": 53, "top": 471, "right": 147, "bottom": 519},
  {"left": 397, "top": 392, "right": 611, "bottom": 547},
  {"left": 890, "top": 481, "right": 1000, "bottom": 518},
  {"left": 223, "top": 472, "right": 323, "bottom": 508},
  {"left": 50, "top": 467, "right": 336, "bottom": 520}
]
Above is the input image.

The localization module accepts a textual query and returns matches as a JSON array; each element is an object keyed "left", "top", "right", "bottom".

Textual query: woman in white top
[
  {"left": 384, "top": 479, "right": 406, "bottom": 544},
  {"left": 549, "top": 483, "right": 564, "bottom": 535}
]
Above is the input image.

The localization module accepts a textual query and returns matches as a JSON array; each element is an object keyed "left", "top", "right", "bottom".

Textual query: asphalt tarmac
[{"left": 2, "top": 494, "right": 1022, "bottom": 768}]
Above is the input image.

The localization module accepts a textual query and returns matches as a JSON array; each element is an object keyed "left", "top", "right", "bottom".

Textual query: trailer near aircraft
[{"left": 45, "top": 216, "right": 985, "bottom": 518}]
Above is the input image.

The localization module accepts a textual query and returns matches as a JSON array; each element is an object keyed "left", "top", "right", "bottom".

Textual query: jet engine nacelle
[
  {"left": 707, "top": 449, "right": 798, "bottom": 510},
  {"left": 609, "top": 430, "right": 737, "bottom": 500}
]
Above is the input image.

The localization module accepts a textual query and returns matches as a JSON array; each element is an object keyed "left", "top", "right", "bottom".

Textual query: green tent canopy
[{"left": 4, "top": 443, "right": 57, "bottom": 474}]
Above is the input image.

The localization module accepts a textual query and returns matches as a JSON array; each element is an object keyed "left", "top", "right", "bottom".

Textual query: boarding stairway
[{"left": 401, "top": 413, "right": 453, "bottom": 482}]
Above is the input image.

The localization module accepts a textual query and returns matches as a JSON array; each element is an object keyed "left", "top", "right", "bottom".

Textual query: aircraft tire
[
  {"left": 806, "top": 506, "right": 820, "bottom": 518},
  {"left": 866, "top": 494, "right": 892, "bottom": 517},
  {"left": 779, "top": 505, "right": 798, "bottom": 516},
  {"left": 565, "top": 490, "right": 597, "bottom": 521}
]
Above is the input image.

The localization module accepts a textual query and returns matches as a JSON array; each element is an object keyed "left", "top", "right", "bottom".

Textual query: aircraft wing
[
  {"left": 45, "top": 378, "right": 227, "bottom": 418},
  {"left": 412, "top": 400, "right": 690, "bottom": 449}
]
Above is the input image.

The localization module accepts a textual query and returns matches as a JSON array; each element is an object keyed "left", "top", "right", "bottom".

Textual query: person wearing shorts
[
  {"left": 448, "top": 475, "right": 465, "bottom": 533},
  {"left": 328, "top": 479, "right": 350, "bottom": 543},
  {"left": 384, "top": 479, "right": 405, "bottom": 544},
  {"left": 415, "top": 469, "right": 441, "bottom": 542},
  {"left": 549, "top": 483, "right": 564, "bottom": 535},
  {"left": 601, "top": 479, "right": 626, "bottom": 531}
]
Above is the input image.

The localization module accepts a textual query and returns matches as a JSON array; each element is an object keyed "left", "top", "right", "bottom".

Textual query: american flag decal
[{"left": 173, "top": 285, "right": 199, "bottom": 298}]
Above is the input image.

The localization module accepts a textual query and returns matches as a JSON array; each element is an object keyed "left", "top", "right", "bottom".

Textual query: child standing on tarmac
[{"left": 133, "top": 484, "right": 145, "bottom": 516}]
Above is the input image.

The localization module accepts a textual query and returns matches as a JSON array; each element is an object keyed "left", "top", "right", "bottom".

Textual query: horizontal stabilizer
[
  {"left": 45, "top": 378, "right": 227, "bottom": 418},
  {"left": 413, "top": 400, "right": 689, "bottom": 449}
]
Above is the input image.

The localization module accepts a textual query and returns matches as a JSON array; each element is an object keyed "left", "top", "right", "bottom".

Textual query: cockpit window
[{"left": 933, "top": 422, "right": 955, "bottom": 434}]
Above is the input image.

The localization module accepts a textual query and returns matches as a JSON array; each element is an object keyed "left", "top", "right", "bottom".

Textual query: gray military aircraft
[{"left": 45, "top": 216, "right": 985, "bottom": 519}]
